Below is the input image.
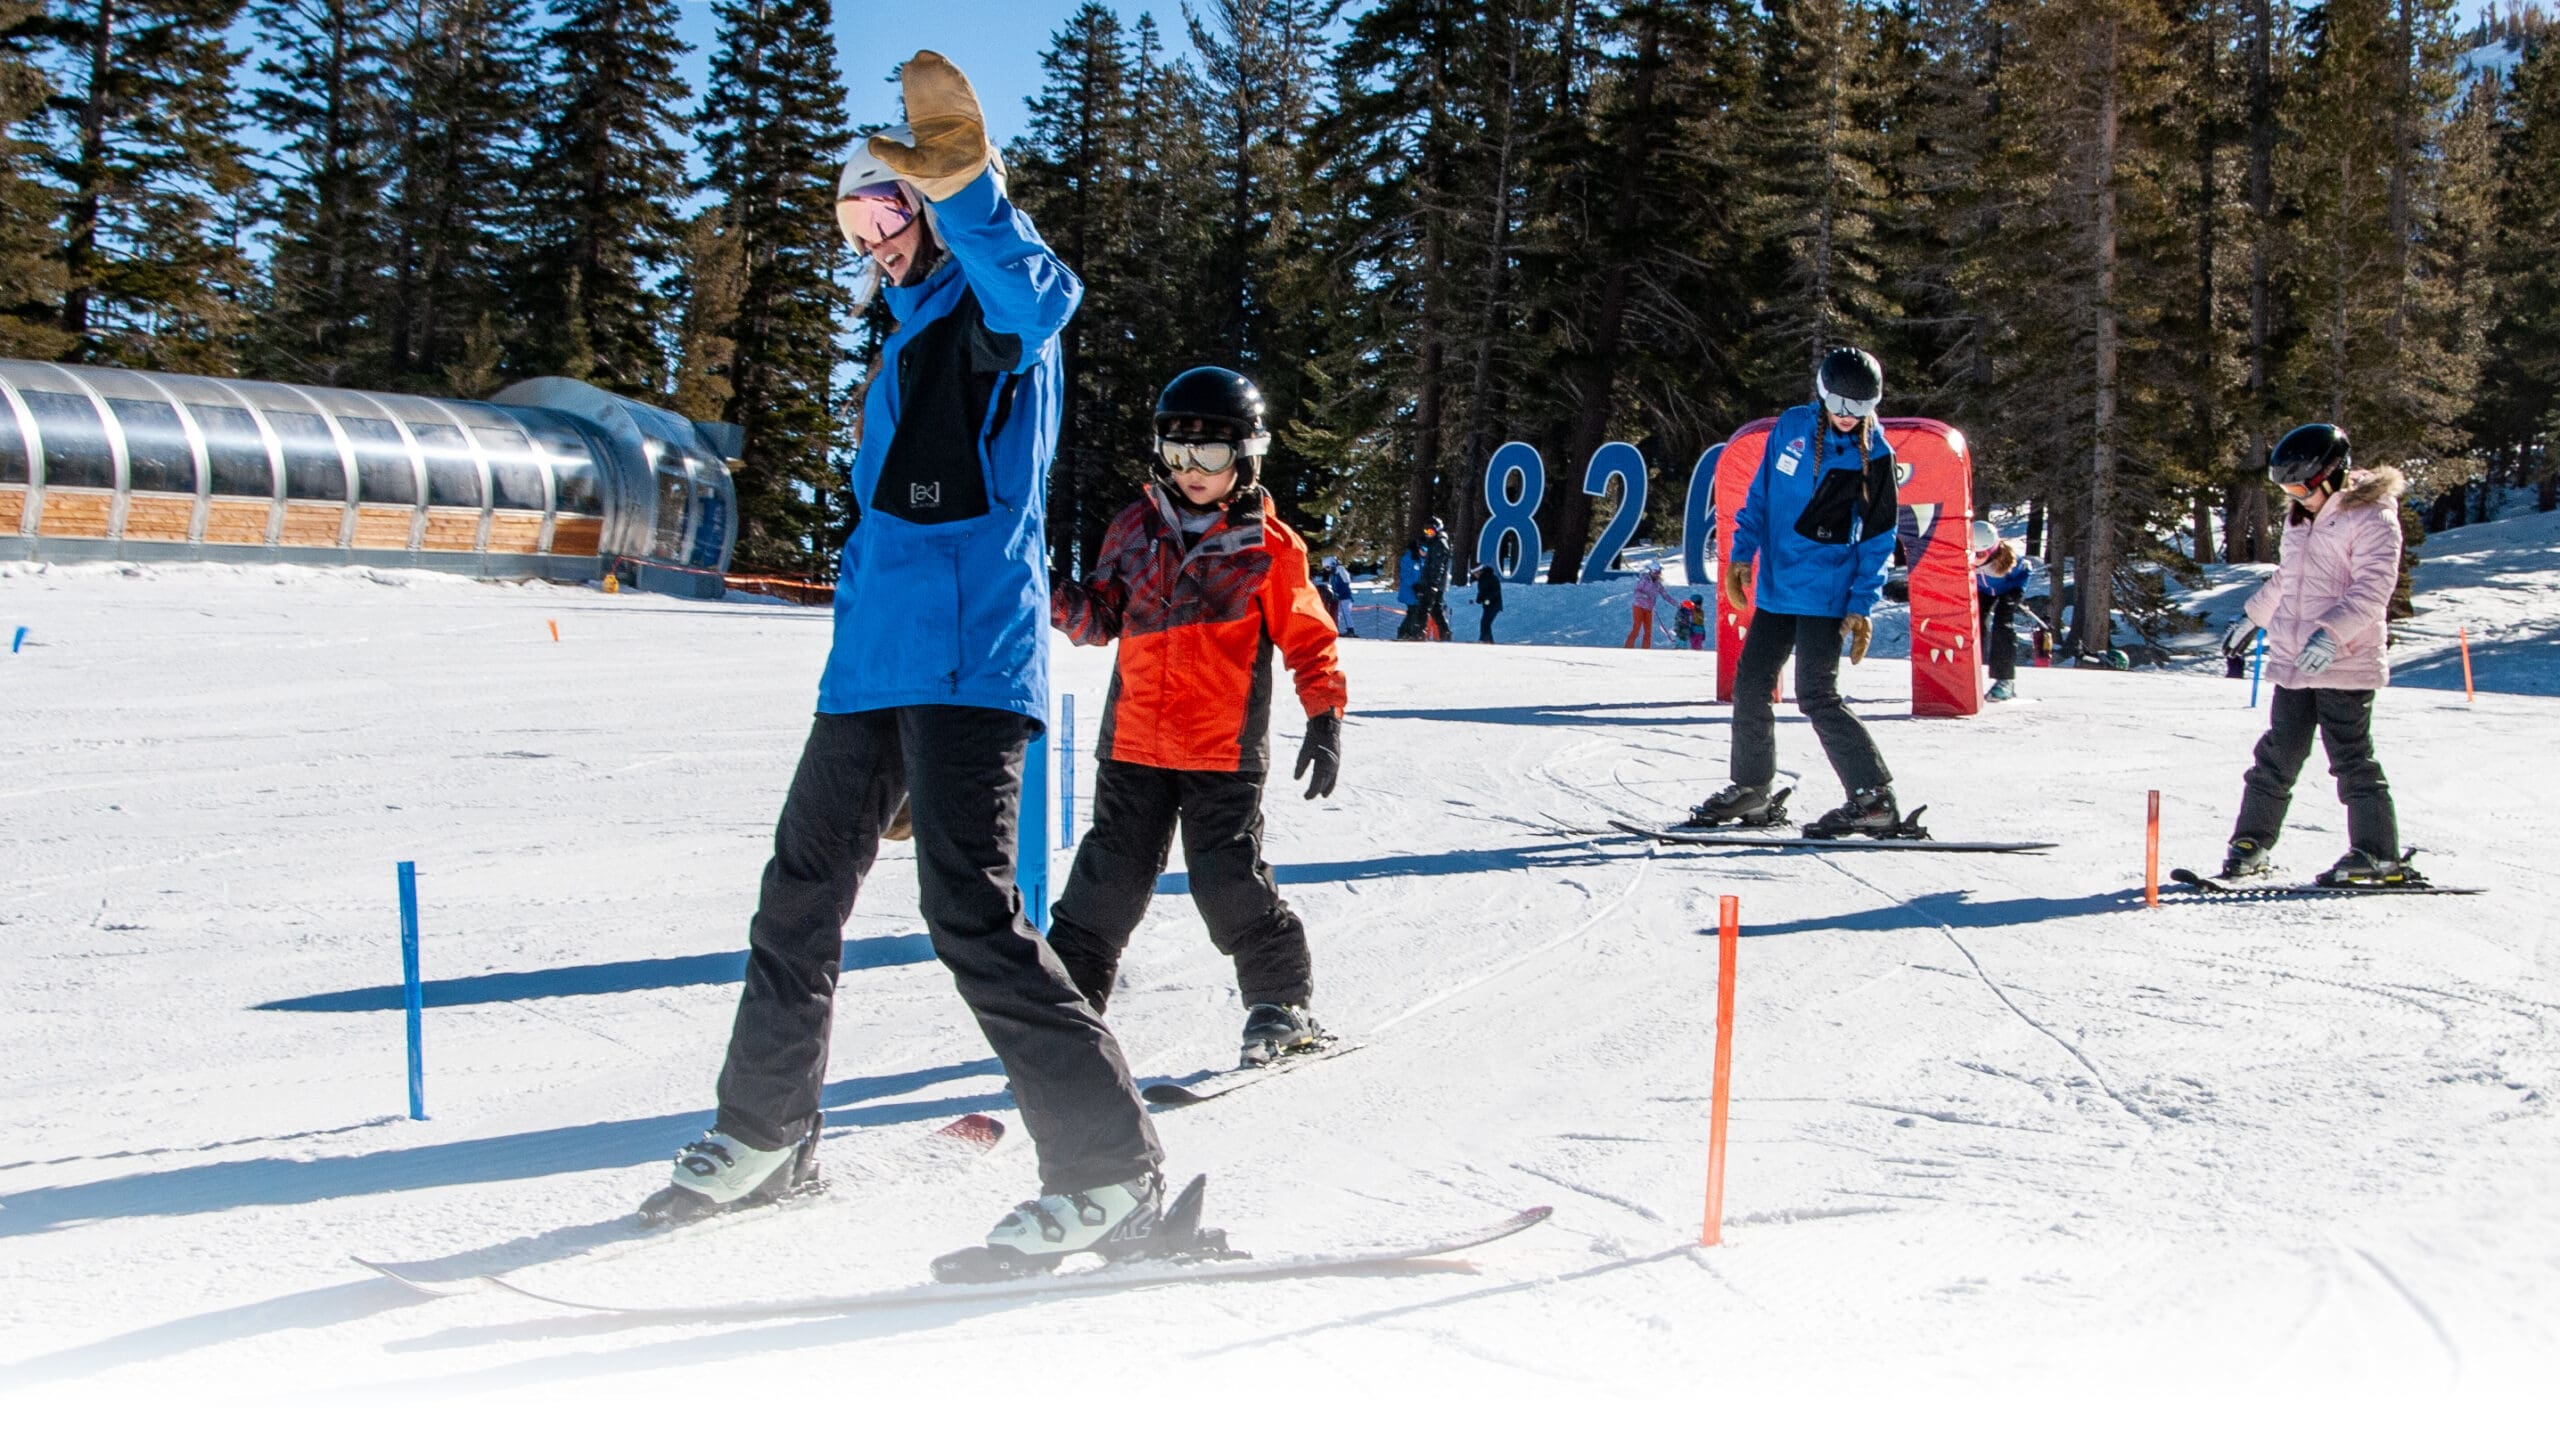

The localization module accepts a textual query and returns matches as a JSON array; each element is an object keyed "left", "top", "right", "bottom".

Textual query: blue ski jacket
[
  {"left": 817, "top": 171, "right": 1080, "bottom": 723},
  {"left": 1728, "top": 405, "right": 1899, "bottom": 619},
  {"left": 1977, "top": 557, "right": 2033, "bottom": 601}
]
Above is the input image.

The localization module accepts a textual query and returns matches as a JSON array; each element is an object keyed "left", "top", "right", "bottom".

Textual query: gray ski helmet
[
  {"left": 1816, "top": 347, "right": 1884, "bottom": 418},
  {"left": 2267, "top": 422, "right": 2351, "bottom": 494}
]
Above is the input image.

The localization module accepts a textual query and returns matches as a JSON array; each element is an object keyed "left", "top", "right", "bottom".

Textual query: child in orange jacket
[{"left": 1050, "top": 367, "right": 1348, "bottom": 1067}]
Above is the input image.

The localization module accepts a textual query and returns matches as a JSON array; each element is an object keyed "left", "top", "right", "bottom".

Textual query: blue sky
[{"left": 672, "top": 1, "right": 1206, "bottom": 147}]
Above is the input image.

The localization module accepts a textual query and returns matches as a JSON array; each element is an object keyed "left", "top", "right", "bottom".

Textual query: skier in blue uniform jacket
[
  {"left": 658, "top": 52, "right": 1165, "bottom": 1272},
  {"left": 1688, "top": 347, "right": 1908, "bottom": 838}
]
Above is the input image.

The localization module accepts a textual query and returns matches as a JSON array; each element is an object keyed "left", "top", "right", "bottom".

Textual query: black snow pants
[
  {"left": 1047, "top": 760, "right": 1313, "bottom": 1015},
  {"left": 1478, "top": 602, "right": 1501, "bottom": 644},
  {"left": 2231, "top": 685, "right": 2400, "bottom": 860},
  {"left": 1982, "top": 594, "right": 2018, "bottom": 682},
  {"left": 715, "top": 706, "right": 1162, "bottom": 1194},
  {"left": 1729, "top": 610, "right": 1892, "bottom": 795}
]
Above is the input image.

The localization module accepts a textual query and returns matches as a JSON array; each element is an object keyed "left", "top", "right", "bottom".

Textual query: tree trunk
[
  {"left": 2241, "top": 0, "right": 2275, "bottom": 541},
  {"left": 2192, "top": 489, "right": 2215, "bottom": 565},
  {"left": 1454, "top": 12, "right": 1523, "bottom": 569},
  {"left": 62, "top": 0, "right": 119, "bottom": 346},
  {"left": 1546, "top": 12, "right": 1660, "bottom": 582},
  {"left": 2080, "top": 18, "right": 2123, "bottom": 658}
]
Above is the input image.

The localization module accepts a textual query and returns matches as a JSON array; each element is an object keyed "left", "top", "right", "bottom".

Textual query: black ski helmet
[
  {"left": 2267, "top": 422, "right": 2351, "bottom": 494},
  {"left": 1155, "top": 366, "right": 1269, "bottom": 443},
  {"left": 1816, "top": 347, "right": 1884, "bottom": 418}
]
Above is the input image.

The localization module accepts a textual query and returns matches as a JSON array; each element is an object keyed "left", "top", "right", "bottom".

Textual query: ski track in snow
[{"left": 2, "top": 534, "right": 2559, "bottom": 1411}]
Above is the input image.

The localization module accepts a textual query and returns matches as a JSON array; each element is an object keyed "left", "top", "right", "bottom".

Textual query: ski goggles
[
  {"left": 1158, "top": 437, "right": 1243, "bottom": 474},
  {"left": 836, "top": 184, "right": 918, "bottom": 250},
  {"left": 1818, "top": 389, "right": 1879, "bottom": 420}
]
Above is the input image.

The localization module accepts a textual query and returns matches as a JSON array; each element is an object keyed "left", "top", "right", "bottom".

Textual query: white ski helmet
[
  {"left": 837, "top": 126, "right": 1010, "bottom": 315},
  {"left": 1969, "top": 519, "right": 1999, "bottom": 563}
]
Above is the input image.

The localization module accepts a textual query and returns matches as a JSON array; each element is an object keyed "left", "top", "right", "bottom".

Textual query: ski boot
[
  {"left": 1679, "top": 783, "right": 1791, "bottom": 830},
  {"left": 1987, "top": 678, "right": 2016, "bottom": 702},
  {"left": 2316, "top": 849, "right": 2427, "bottom": 888},
  {"left": 1239, "top": 1003, "right": 1328, "bottom": 1068},
  {"left": 2219, "top": 837, "right": 2274, "bottom": 881},
  {"left": 639, "top": 1126, "right": 821, "bottom": 1227},
  {"left": 1803, "top": 786, "right": 1910, "bottom": 839}
]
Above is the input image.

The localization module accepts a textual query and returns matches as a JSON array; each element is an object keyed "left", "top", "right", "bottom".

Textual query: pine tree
[
  {"left": 666, "top": 207, "right": 743, "bottom": 424},
  {"left": 698, "top": 0, "right": 848, "bottom": 574},
  {"left": 383, "top": 0, "right": 539, "bottom": 394},
  {"left": 1739, "top": 0, "right": 1903, "bottom": 399},
  {"left": 44, "top": 0, "right": 255, "bottom": 372},
  {"left": 1015, "top": 3, "right": 1137, "bottom": 576},
  {"left": 0, "top": 3, "right": 67, "bottom": 358},
  {"left": 520, "top": 0, "right": 690, "bottom": 396},
  {"left": 2479, "top": 32, "right": 2560, "bottom": 509},
  {"left": 249, "top": 0, "right": 396, "bottom": 387}
]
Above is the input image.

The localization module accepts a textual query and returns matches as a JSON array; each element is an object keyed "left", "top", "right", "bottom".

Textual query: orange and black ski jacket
[{"left": 1053, "top": 485, "right": 1347, "bottom": 773}]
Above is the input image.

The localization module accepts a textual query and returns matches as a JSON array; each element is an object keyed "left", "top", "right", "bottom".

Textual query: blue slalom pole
[
  {"left": 397, "top": 862, "right": 426, "bottom": 1120},
  {"left": 9, "top": 625, "right": 24, "bottom": 654},
  {"left": 1060, "top": 694, "right": 1076, "bottom": 848},
  {"left": 2248, "top": 629, "right": 2266, "bottom": 709}
]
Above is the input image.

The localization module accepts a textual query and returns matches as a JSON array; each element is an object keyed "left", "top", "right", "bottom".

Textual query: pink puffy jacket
[{"left": 2242, "top": 468, "right": 2405, "bottom": 691}]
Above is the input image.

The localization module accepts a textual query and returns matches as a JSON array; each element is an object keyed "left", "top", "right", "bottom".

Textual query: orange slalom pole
[
  {"left": 548, "top": 620, "right": 560, "bottom": 643},
  {"left": 2460, "top": 626, "right": 2474, "bottom": 704},
  {"left": 1701, "top": 894, "right": 1739, "bottom": 1246},
  {"left": 2145, "top": 790, "right": 2160, "bottom": 909}
]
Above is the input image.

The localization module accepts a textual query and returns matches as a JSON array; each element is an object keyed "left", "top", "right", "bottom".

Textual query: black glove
[{"left": 1294, "top": 710, "right": 1341, "bottom": 800}]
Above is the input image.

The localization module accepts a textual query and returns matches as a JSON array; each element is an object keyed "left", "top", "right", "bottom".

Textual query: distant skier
[
  {"left": 1472, "top": 562, "right": 1503, "bottom": 643},
  {"left": 1416, "top": 518, "right": 1454, "bottom": 641},
  {"left": 1050, "top": 366, "right": 1349, "bottom": 1067},
  {"left": 2218, "top": 424, "right": 2419, "bottom": 886},
  {"left": 1673, "top": 594, "right": 1707, "bottom": 651},
  {"left": 1688, "top": 347, "right": 1905, "bottom": 836},
  {"left": 1972, "top": 520, "right": 2031, "bottom": 701},
  {"left": 650, "top": 54, "right": 1168, "bottom": 1271},
  {"left": 1322, "top": 556, "right": 1357, "bottom": 636},
  {"left": 1623, "top": 563, "right": 1666, "bottom": 648}
]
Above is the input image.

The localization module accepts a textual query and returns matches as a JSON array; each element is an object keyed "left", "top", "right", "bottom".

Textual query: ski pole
[
  {"left": 1701, "top": 894, "right": 1739, "bottom": 1247},
  {"left": 1060, "top": 694, "right": 1077, "bottom": 847},
  {"left": 2248, "top": 629, "right": 2266, "bottom": 708}
]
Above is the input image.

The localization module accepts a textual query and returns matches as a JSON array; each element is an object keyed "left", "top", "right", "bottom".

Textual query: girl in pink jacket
[{"left": 2220, "top": 423, "right": 2416, "bottom": 886}]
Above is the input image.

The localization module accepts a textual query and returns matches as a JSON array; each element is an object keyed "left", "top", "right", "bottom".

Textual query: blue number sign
[
  {"left": 1477, "top": 442, "right": 1545, "bottom": 585},
  {"left": 1682, "top": 444, "right": 1723, "bottom": 587},
  {"left": 1577, "top": 443, "right": 1649, "bottom": 583}
]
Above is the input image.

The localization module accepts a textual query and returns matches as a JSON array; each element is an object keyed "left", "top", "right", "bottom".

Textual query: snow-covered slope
[{"left": 2, "top": 542, "right": 2556, "bottom": 1419}]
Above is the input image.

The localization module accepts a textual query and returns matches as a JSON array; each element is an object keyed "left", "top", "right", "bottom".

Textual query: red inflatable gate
[{"left": 1711, "top": 417, "right": 1980, "bottom": 719}]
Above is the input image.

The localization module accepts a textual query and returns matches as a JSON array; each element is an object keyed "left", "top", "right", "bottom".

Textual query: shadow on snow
[{"left": 256, "top": 933, "right": 938, "bottom": 1013}]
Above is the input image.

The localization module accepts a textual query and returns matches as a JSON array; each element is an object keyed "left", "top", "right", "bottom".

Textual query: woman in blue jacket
[
  {"left": 1688, "top": 348, "right": 1906, "bottom": 837},
  {"left": 652, "top": 53, "right": 1163, "bottom": 1272}
]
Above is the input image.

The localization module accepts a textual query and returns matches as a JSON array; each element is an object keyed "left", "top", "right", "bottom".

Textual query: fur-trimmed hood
[{"left": 2293, "top": 465, "right": 2405, "bottom": 526}]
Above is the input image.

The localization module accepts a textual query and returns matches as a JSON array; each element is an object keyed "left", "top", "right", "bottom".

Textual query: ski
[
  {"left": 1610, "top": 820, "right": 2055, "bottom": 855},
  {"left": 467, "top": 1202, "right": 1553, "bottom": 1322},
  {"left": 1140, "top": 1039, "right": 1364, "bottom": 1109},
  {"left": 354, "top": 1112, "right": 1007, "bottom": 1298},
  {"left": 2167, "top": 868, "right": 2484, "bottom": 898}
]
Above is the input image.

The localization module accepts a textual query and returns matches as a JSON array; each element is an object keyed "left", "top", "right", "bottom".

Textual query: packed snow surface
[{"left": 2, "top": 521, "right": 2557, "bottom": 1422}]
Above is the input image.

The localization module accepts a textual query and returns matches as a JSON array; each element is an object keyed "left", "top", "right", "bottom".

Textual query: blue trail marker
[
  {"left": 2249, "top": 629, "right": 2267, "bottom": 709},
  {"left": 398, "top": 861, "right": 426, "bottom": 1120},
  {"left": 10, "top": 625, "right": 25, "bottom": 654}
]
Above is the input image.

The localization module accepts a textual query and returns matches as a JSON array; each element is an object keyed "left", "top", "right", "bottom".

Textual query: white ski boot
[
  {"left": 984, "top": 1170, "right": 1165, "bottom": 1265},
  {"left": 638, "top": 1129, "right": 815, "bottom": 1227}
]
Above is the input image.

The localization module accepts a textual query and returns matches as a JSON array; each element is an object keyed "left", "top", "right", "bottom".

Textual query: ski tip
[
  {"left": 1140, "top": 1084, "right": 1205, "bottom": 1108},
  {"left": 936, "top": 1113, "right": 1007, "bottom": 1152},
  {"left": 353, "top": 1256, "right": 486, "bottom": 1298}
]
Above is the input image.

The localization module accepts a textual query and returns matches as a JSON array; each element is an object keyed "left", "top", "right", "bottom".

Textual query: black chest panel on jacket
[
  {"left": 874, "top": 289, "right": 1023, "bottom": 526},
  {"left": 1794, "top": 443, "right": 1900, "bottom": 547}
]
